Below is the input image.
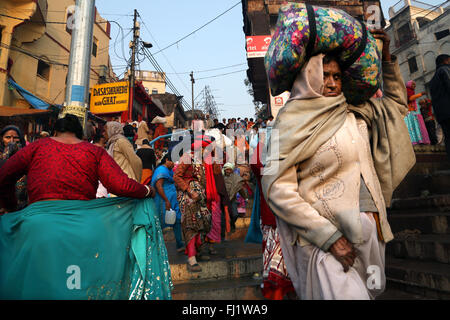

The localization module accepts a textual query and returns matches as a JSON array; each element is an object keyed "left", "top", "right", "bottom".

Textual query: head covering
[
  {"left": 223, "top": 162, "right": 235, "bottom": 171},
  {"left": 288, "top": 53, "right": 325, "bottom": 102},
  {"left": 105, "top": 121, "right": 126, "bottom": 155},
  {"left": 1, "top": 125, "right": 26, "bottom": 151},
  {"left": 191, "top": 136, "right": 213, "bottom": 151},
  {"left": 405, "top": 80, "right": 417, "bottom": 110}
]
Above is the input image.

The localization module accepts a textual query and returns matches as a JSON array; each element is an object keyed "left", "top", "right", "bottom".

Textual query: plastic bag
[{"left": 164, "top": 209, "right": 176, "bottom": 225}]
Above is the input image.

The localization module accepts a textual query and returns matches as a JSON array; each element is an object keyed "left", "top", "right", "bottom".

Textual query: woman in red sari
[{"left": 173, "top": 136, "right": 219, "bottom": 272}]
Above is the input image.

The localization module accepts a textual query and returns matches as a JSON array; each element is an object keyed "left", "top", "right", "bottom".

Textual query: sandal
[
  {"left": 177, "top": 247, "right": 186, "bottom": 253},
  {"left": 197, "top": 254, "right": 210, "bottom": 261},
  {"left": 187, "top": 263, "right": 202, "bottom": 273}
]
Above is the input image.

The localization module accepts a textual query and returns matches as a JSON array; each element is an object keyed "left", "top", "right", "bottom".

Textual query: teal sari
[{"left": 0, "top": 197, "right": 172, "bottom": 300}]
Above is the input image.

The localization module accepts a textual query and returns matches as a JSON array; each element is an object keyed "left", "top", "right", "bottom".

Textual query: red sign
[
  {"left": 246, "top": 35, "right": 272, "bottom": 58},
  {"left": 274, "top": 96, "right": 283, "bottom": 106}
]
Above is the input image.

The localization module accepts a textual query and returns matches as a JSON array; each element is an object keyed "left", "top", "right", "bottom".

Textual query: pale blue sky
[{"left": 95, "top": 0, "right": 447, "bottom": 120}]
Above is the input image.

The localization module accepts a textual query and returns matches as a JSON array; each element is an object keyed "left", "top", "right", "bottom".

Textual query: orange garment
[
  {"left": 153, "top": 123, "right": 167, "bottom": 150},
  {"left": 408, "top": 92, "right": 424, "bottom": 111},
  {"left": 140, "top": 168, "right": 153, "bottom": 186}
]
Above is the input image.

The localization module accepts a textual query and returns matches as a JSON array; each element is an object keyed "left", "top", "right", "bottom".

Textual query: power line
[
  {"left": 137, "top": 13, "right": 191, "bottom": 97},
  {"left": 152, "top": 1, "right": 241, "bottom": 55},
  {"left": 165, "top": 63, "right": 247, "bottom": 75},
  {"left": 196, "top": 69, "right": 248, "bottom": 80},
  {"left": 140, "top": 47, "right": 192, "bottom": 111}
]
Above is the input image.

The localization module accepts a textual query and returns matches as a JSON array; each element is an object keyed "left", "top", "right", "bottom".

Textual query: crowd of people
[
  {"left": 403, "top": 54, "right": 450, "bottom": 154},
  {"left": 0, "top": 24, "right": 448, "bottom": 300},
  {"left": 0, "top": 108, "right": 278, "bottom": 299}
]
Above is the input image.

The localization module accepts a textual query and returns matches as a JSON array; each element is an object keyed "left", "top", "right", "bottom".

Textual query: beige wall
[
  {"left": 134, "top": 70, "right": 166, "bottom": 95},
  {"left": 0, "top": 0, "right": 115, "bottom": 108},
  {"left": 386, "top": 5, "right": 449, "bottom": 95}
]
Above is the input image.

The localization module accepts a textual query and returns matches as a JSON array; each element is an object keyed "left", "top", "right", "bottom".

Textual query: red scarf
[{"left": 191, "top": 137, "right": 219, "bottom": 211}]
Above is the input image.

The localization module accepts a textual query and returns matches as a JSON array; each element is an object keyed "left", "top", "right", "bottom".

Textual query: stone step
[
  {"left": 386, "top": 234, "right": 450, "bottom": 264},
  {"left": 387, "top": 211, "right": 450, "bottom": 234},
  {"left": 393, "top": 170, "right": 450, "bottom": 199},
  {"left": 163, "top": 216, "right": 252, "bottom": 243},
  {"left": 375, "top": 286, "right": 430, "bottom": 300},
  {"left": 385, "top": 255, "right": 450, "bottom": 299},
  {"left": 172, "top": 276, "right": 264, "bottom": 300},
  {"left": 166, "top": 239, "right": 262, "bottom": 284},
  {"left": 390, "top": 194, "right": 450, "bottom": 211}
]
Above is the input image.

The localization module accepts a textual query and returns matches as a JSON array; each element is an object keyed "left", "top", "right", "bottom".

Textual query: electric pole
[
  {"left": 190, "top": 71, "right": 195, "bottom": 113},
  {"left": 128, "top": 9, "right": 139, "bottom": 121},
  {"left": 62, "top": 0, "right": 96, "bottom": 131}
]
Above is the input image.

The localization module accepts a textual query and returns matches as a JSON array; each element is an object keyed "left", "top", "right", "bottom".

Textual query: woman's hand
[
  {"left": 329, "top": 236, "right": 358, "bottom": 272},
  {"left": 147, "top": 186, "right": 156, "bottom": 198},
  {"left": 370, "top": 29, "right": 391, "bottom": 62},
  {"left": 165, "top": 200, "right": 171, "bottom": 211}
]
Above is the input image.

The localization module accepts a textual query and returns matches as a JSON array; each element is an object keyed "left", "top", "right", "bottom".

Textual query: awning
[
  {"left": 8, "top": 79, "right": 50, "bottom": 110},
  {"left": 0, "top": 106, "right": 51, "bottom": 117}
]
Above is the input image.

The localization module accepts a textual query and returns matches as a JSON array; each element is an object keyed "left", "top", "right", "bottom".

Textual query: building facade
[
  {"left": 0, "top": 0, "right": 115, "bottom": 109},
  {"left": 385, "top": 0, "right": 450, "bottom": 95},
  {"left": 134, "top": 70, "right": 166, "bottom": 95}
]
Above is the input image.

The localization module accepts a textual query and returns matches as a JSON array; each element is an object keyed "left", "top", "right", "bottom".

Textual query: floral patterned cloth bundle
[{"left": 265, "top": 2, "right": 382, "bottom": 104}]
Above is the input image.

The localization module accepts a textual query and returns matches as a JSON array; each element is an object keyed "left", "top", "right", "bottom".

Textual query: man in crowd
[{"left": 429, "top": 54, "right": 450, "bottom": 160}]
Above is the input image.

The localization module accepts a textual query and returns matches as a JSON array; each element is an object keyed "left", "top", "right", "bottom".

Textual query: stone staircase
[
  {"left": 163, "top": 150, "right": 450, "bottom": 300},
  {"left": 381, "top": 150, "right": 450, "bottom": 300},
  {"left": 164, "top": 200, "right": 265, "bottom": 300}
]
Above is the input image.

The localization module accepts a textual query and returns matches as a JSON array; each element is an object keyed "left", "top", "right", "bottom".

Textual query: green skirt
[{"left": 0, "top": 197, "right": 172, "bottom": 300}]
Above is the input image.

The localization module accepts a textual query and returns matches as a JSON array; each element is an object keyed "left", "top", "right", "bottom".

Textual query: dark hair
[
  {"left": 161, "top": 152, "right": 172, "bottom": 165},
  {"left": 1, "top": 125, "right": 26, "bottom": 150},
  {"left": 323, "top": 53, "right": 342, "bottom": 70},
  {"left": 92, "top": 132, "right": 104, "bottom": 144},
  {"left": 142, "top": 139, "right": 150, "bottom": 146},
  {"left": 54, "top": 114, "right": 83, "bottom": 139},
  {"left": 436, "top": 54, "right": 450, "bottom": 67}
]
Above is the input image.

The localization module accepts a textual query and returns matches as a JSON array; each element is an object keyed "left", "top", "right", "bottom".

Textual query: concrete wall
[{"left": 386, "top": 4, "right": 449, "bottom": 95}]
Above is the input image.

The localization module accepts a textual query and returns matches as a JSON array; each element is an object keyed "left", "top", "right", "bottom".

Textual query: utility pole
[
  {"left": 190, "top": 71, "right": 195, "bottom": 113},
  {"left": 128, "top": 9, "right": 139, "bottom": 121},
  {"left": 62, "top": 0, "right": 96, "bottom": 132}
]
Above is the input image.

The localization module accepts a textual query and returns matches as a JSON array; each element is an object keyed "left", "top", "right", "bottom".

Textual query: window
[
  {"left": 92, "top": 37, "right": 98, "bottom": 57},
  {"left": 408, "top": 56, "right": 418, "bottom": 73},
  {"left": 397, "top": 23, "right": 414, "bottom": 47},
  {"left": 417, "top": 17, "right": 431, "bottom": 28},
  {"left": 37, "top": 60, "right": 50, "bottom": 80},
  {"left": 152, "top": 89, "right": 158, "bottom": 94},
  {"left": 435, "top": 29, "right": 449, "bottom": 41}
]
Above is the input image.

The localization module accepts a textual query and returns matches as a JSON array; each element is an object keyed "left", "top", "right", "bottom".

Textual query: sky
[{"left": 95, "top": 0, "right": 448, "bottom": 120}]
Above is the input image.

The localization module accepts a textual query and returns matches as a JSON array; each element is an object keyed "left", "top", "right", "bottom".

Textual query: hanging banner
[
  {"left": 59, "top": 105, "right": 87, "bottom": 130},
  {"left": 246, "top": 35, "right": 272, "bottom": 58},
  {"left": 90, "top": 81, "right": 129, "bottom": 114}
]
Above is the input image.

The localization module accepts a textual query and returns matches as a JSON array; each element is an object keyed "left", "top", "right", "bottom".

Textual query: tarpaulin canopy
[
  {"left": 8, "top": 79, "right": 50, "bottom": 110},
  {"left": 0, "top": 106, "right": 50, "bottom": 117}
]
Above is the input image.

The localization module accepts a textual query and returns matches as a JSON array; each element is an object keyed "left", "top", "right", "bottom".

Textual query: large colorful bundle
[{"left": 265, "top": 2, "right": 382, "bottom": 104}]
